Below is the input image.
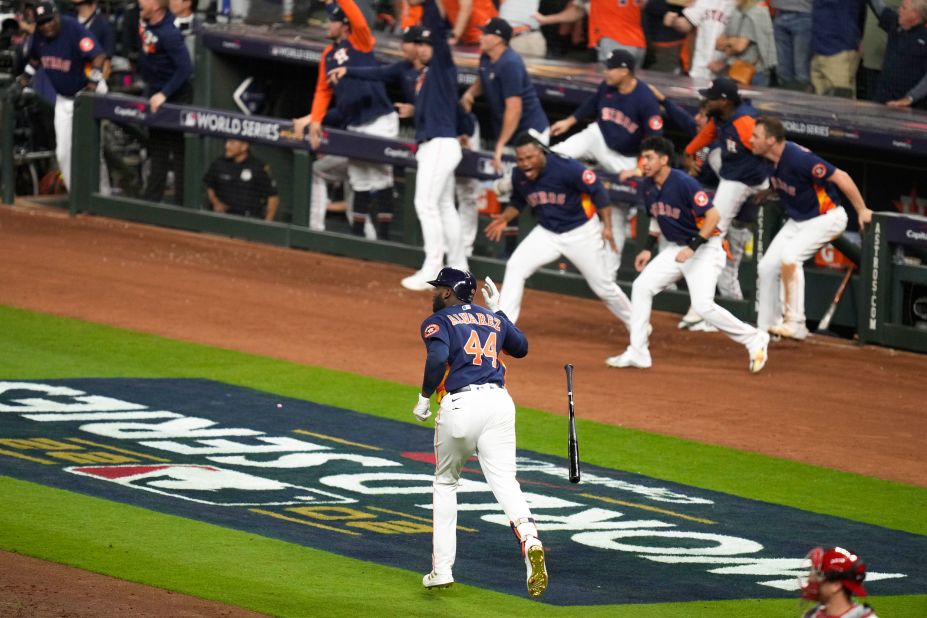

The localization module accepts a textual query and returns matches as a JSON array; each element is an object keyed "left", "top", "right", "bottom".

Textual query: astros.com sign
[{"left": 0, "top": 380, "right": 917, "bottom": 604}]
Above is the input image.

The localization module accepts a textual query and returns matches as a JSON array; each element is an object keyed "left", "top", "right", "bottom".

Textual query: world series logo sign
[{"left": 0, "top": 379, "right": 922, "bottom": 605}]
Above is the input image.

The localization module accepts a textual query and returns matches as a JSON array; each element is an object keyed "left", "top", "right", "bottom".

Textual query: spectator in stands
[
  {"left": 204, "top": 139, "right": 279, "bottom": 221},
  {"left": 534, "top": 0, "right": 646, "bottom": 65},
  {"left": 499, "top": 0, "right": 546, "bottom": 58},
  {"left": 810, "top": 0, "right": 865, "bottom": 97},
  {"left": 770, "top": 0, "right": 812, "bottom": 90},
  {"left": 138, "top": 0, "right": 194, "bottom": 204},
  {"left": 642, "top": 0, "right": 688, "bottom": 74},
  {"left": 396, "top": 0, "right": 498, "bottom": 45},
  {"left": 664, "top": 0, "right": 735, "bottom": 82},
  {"left": 860, "top": 0, "right": 902, "bottom": 100},
  {"left": 868, "top": 0, "right": 927, "bottom": 109},
  {"left": 171, "top": 0, "right": 201, "bottom": 61},
  {"left": 711, "top": 0, "right": 777, "bottom": 87}
]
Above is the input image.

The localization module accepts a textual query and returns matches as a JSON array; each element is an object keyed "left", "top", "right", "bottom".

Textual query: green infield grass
[{"left": 1, "top": 304, "right": 925, "bottom": 616}]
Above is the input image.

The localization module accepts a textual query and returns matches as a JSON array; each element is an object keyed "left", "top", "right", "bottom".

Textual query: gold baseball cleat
[{"left": 525, "top": 543, "right": 548, "bottom": 598}]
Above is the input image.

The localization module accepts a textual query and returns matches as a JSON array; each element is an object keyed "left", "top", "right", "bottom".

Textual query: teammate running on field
[
  {"left": 605, "top": 137, "right": 769, "bottom": 373},
  {"left": 484, "top": 133, "right": 632, "bottom": 328},
  {"left": 750, "top": 116, "right": 872, "bottom": 340},
  {"left": 549, "top": 49, "right": 664, "bottom": 278},
  {"left": 801, "top": 547, "right": 879, "bottom": 618},
  {"left": 413, "top": 268, "right": 548, "bottom": 598},
  {"left": 294, "top": 0, "right": 399, "bottom": 240}
]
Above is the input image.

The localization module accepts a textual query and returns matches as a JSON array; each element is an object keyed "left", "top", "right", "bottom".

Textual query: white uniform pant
[
  {"left": 346, "top": 111, "right": 398, "bottom": 192},
  {"left": 717, "top": 224, "right": 752, "bottom": 300},
  {"left": 457, "top": 119, "right": 483, "bottom": 258},
  {"left": 415, "top": 137, "right": 467, "bottom": 276},
  {"left": 551, "top": 123, "right": 638, "bottom": 276},
  {"left": 499, "top": 216, "right": 632, "bottom": 325},
  {"left": 432, "top": 386, "right": 536, "bottom": 576},
  {"left": 55, "top": 89, "right": 110, "bottom": 194},
  {"left": 628, "top": 239, "right": 765, "bottom": 357},
  {"left": 757, "top": 207, "right": 848, "bottom": 331},
  {"left": 713, "top": 178, "right": 768, "bottom": 237}
]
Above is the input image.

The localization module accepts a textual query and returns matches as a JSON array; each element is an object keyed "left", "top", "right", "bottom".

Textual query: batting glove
[
  {"left": 482, "top": 276, "right": 501, "bottom": 313},
  {"left": 412, "top": 394, "right": 431, "bottom": 422}
]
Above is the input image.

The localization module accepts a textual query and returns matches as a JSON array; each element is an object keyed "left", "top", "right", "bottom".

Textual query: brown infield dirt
[{"left": 1, "top": 202, "right": 925, "bottom": 615}]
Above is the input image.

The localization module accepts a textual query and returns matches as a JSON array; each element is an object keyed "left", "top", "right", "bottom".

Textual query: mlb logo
[
  {"left": 67, "top": 464, "right": 353, "bottom": 506},
  {"left": 181, "top": 111, "right": 198, "bottom": 128}
]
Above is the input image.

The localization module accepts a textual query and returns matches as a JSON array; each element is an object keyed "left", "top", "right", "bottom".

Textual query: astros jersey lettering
[
  {"left": 642, "top": 169, "right": 717, "bottom": 244},
  {"left": 571, "top": 79, "right": 664, "bottom": 156},
  {"left": 420, "top": 304, "right": 527, "bottom": 395},
  {"left": 682, "top": 0, "right": 734, "bottom": 80},
  {"left": 511, "top": 155, "right": 608, "bottom": 233},
  {"left": 770, "top": 142, "right": 840, "bottom": 221},
  {"left": 28, "top": 16, "right": 101, "bottom": 97}
]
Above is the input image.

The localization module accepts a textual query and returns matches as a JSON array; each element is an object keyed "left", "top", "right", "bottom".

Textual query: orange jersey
[
  {"left": 444, "top": 0, "right": 498, "bottom": 43},
  {"left": 400, "top": 2, "right": 422, "bottom": 28},
  {"left": 587, "top": 0, "right": 645, "bottom": 49}
]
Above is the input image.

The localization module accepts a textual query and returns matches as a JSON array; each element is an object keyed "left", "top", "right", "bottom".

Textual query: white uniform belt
[{"left": 450, "top": 383, "right": 503, "bottom": 395}]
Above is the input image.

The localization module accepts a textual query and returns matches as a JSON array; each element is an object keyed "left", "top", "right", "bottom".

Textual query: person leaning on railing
[{"left": 867, "top": 0, "right": 927, "bottom": 109}]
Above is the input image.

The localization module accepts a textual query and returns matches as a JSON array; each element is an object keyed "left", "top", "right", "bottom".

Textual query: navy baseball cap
[
  {"left": 479, "top": 17, "right": 512, "bottom": 43},
  {"left": 605, "top": 49, "right": 635, "bottom": 71},
  {"left": 699, "top": 77, "right": 741, "bottom": 102},
  {"left": 34, "top": 1, "right": 58, "bottom": 24},
  {"left": 402, "top": 25, "right": 423, "bottom": 44},
  {"left": 413, "top": 27, "right": 434, "bottom": 44},
  {"left": 326, "top": 3, "right": 350, "bottom": 23}
]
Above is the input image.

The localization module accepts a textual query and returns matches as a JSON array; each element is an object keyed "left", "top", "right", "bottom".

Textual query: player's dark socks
[
  {"left": 352, "top": 190, "right": 371, "bottom": 237},
  {"left": 352, "top": 217, "right": 367, "bottom": 236},
  {"left": 371, "top": 188, "right": 395, "bottom": 240}
]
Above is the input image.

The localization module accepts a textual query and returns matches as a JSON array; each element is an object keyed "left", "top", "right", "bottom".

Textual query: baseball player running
[
  {"left": 801, "top": 547, "right": 879, "bottom": 618},
  {"left": 549, "top": 49, "right": 664, "bottom": 277},
  {"left": 294, "top": 0, "right": 399, "bottom": 240},
  {"left": 17, "top": 1, "right": 107, "bottom": 191},
  {"left": 413, "top": 268, "right": 547, "bottom": 598},
  {"left": 684, "top": 78, "right": 770, "bottom": 241},
  {"left": 750, "top": 116, "right": 872, "bottom": 340},
  {"left": 334, "top": 0, "right": 468, "bottom": 289},
  {"left": 606, "top": 137, "right": 769, "bottom": 372},
  {"left": 484, "top": 133, "right": 632, "bottom": 326}
]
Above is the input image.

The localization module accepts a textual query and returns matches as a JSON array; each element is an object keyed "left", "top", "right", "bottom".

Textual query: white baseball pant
[
  {"left": 551, "top": 123, "right": 637, "bottom": 277},
  {"left": 431, "top": 385, "right": 539, "bottom": 577},
  {"left": 717, "top": 224, "right": 752, "bottom": 300},
  {"left": 346, "top": 111, "right": 399, "bottom": 192},
  {"left": 54, "top": 87, "right": 111, "bottom": 194},
  {"left": 756, "top": 207, "right": 848, "bottom": 331},
  {"left": 499, "top": 216, "right": 632, "bottom": 325},
  {"left": 712, "top": 177, "right": 769, "bottom": 237},
  {"left": 309, "top": 155, "right": 377, "bottom": 238},
  {"left": 457, "top": 118, "right": 483, "bottom": 258},
  {"left": 626, "top": 238, "right": 767, "bottom": 360},
  {"left": 414, "top": 137, "right": 467, "bottom": 276}
]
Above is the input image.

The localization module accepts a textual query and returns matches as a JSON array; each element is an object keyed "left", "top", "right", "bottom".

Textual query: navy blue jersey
[
  {"left": 571, "top": 79, "right": 664, "bottom": 156},
  {"left": 811, "top": 0, "right": 864, "bottom": 56},
  {"left": 321, "top": 39, "right": 394, "bottom": 126},
  {"left": 478, "top": 47, "right": 548, "bottom": 142},
  {"left": 770, "top": 142, "right": 841, "bottom": 222},
  {"left": 137, "top": 11, "right": 193, "bottom": 99},
  {"left": 414, "top": 0, "right": 459, "bottom": 141},
  {"left": 81, "top": 11, "right": 115, "bottom": 59},
  {"left": 511, "top": 154, "right": 609, "bottom": 234},
  {"left": 346, "top": 59, "right": 419, "bottom": 103},
  {"left": 875, "top": 8, "right": 927, "bottom": 107},
  {"left": 28, "top": 16, "right": 102, "bottom": 97},
  {"left": 642, "top": 169, "right": 716, "bottom": 244},
  {"left": 421, "top": 303, "right": 527, "bottom": 395},
  {"left": 686, "top": 102, "right": 768, "bottom": 186}
]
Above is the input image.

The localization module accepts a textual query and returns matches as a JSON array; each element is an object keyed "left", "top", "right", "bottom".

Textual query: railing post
[
  {"left": 70, "top": 92, "right": 101, "bottom": 216},
  {"left": 0, "top": 89, "right": 14, "bottom": 204}
]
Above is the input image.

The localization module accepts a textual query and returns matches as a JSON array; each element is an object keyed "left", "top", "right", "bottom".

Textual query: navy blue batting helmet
[{"left": 428, "top": 268, "right": 476, "bottom": 303}]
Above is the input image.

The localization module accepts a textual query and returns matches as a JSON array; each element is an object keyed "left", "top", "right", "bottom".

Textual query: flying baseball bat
[
  {"left": 565, "top": 363, "right": 581, "bottom": 484},
  {"left": 817, "top": 265, "right": 855, "bottom": 333}
]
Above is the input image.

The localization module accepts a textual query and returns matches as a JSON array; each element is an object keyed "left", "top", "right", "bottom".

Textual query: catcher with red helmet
[{"left": 800, "top": 547, "right": 878, "bottom": 618}]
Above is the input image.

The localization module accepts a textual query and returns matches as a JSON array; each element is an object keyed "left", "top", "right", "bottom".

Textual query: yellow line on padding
[
  {"left": 249, "top": 509, "right": 362, "bottom": 536},
  {"left": 293, "top": 429, "right": 382, "bottom": 451},
  {"left": 68, "top": 438, "right": 171, "bottom": 462},
  {"left": 0, "top": 448, "right": 55, "bottom": 464},
  {"left": 578, "top": 493, "right": 717, "bottom": 525},
  {"left": 369, "top": 506, "right": 478, "bottom": 533}
]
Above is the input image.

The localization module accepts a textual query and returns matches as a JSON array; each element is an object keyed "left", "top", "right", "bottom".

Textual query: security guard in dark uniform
[{"left": 204, "top": 139, "right": 279, "bottom": 221}]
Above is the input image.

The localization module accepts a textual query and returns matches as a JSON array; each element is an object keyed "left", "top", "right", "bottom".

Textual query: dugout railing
[{"left": 68, "top": 92, "right": 764, "bottom": 322}]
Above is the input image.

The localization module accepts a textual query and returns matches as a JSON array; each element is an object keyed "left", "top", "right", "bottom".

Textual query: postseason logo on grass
[{"left": 0, "top": 379, "right": 922, "bottom": 605}]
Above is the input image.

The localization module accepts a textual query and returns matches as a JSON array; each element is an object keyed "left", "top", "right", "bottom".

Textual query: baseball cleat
[
  {"left": 605, "top": 350, "right": 652, "bottom": 369},
  {"left": 749, "top": 332, "right": 770, "bottom": 374},
  {"left": 677, "top": 308, "right": 703, "bottom": 330},
  {"left": 401, "top": 272, "right": 434, "bottom": 292},
  {"left": 422, "top": 570, "right": 454, "bottom": 590},
  {"left": 524, "top": 540, "right": 548, "bottom": 598},
  {"left": 688, "top": 320, "right": 718, "bottom": 333},
  {"left": 768, "top": 322, "right": 809, "bottom": 341}
]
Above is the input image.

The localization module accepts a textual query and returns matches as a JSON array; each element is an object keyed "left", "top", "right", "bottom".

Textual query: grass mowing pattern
[{"left": 1, "top": 305, "right": 926, "bottom": 616}]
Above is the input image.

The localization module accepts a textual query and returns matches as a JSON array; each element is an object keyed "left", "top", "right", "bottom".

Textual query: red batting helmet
[{"left": 801, "top": 546, "right": 868, "bottom": 600}]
